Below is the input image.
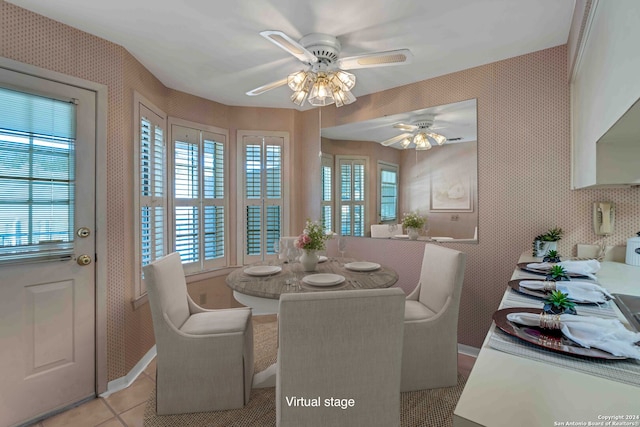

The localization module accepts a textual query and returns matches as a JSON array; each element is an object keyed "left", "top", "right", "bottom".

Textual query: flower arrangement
[
  {"left": 402, "top": 211, "right": 426, "bottom": 229},
  {"left": 294, "top": 219, "right": 331, "bottom": 252}
]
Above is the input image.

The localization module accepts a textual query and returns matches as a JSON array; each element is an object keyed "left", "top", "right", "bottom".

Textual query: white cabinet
[{"left": 571, "top": 0, "right": 640, "bottom": 188}]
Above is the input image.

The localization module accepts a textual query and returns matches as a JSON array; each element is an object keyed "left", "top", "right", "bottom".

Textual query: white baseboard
[
  {"left": 458, "top": 343, "right": 480, "bottom": 358},
  {"left": 99, "top": 345, "right": 157, "bottom": 397}
]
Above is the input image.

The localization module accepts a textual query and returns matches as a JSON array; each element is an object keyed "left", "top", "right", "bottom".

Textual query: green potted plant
[
  {"left": 545, "top": 265, "right": 570, "bottom": 282},
  {"left": 543, "top": 290, "right": 577, "bottom": 315},
  {"left": 532, "top": 227, "right": 564, "bottom": 257},
  {"left": 542, "top": 249, "right": 561, "bottom": 263},
  {"left": 402, "top": 211, "right": 426, "bottom": 240}
]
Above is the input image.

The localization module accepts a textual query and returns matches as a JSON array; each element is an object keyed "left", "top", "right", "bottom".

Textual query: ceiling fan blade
[
  {"left": 246, "top": 78, "right": 288, "bottom": 96},
  {"left": 260, "top": 30, "right": 318, "bottom": 64},
  {"left": 393, "top": 123, "right": 418, "bottom": 132},
  {"left": 380, "top": 133, "right": 412, "bottom": 146},
  {"left": 338, "top": 49, "right": 413, "bottom": 70}
]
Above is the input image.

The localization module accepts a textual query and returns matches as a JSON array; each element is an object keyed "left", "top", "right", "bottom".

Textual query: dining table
[
  {"left": 227, "top": 256, "right": 399, "bottom": 388},
  {"left": 226, "top": 256, "right": 399, "bottom": 315}
]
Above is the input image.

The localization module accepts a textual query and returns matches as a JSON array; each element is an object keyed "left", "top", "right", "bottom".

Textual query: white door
[{"left": 0, "top": 69, "right": 96, "bottom": 427}]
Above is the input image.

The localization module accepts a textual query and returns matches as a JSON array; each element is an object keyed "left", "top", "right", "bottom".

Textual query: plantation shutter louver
[
  {"left": 321, "top": 154, "right": 333, "bottom": 234},
  {"left": 379, "top": 164, "right": 399, "bottom": 223},
  {"left": 242, "top": 135, "right": 283, "bottom": 264},
  {"left": 172, "top": 124, "right": 226, "bottom": 273},
  {"left": 337, "top": 157, "right": 366, "bottom": 237},
  {"left": 139, "top": 105, "right": 166, "bottom": 289}
]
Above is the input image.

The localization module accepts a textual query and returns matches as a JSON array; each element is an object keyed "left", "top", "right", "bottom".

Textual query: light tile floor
[{"left": 31, "top": 315, "right": 476, "bottom": 427}]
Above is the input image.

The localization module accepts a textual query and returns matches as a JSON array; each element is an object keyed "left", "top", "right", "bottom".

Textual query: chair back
[
  {"left": 417, "top": 244, "right": 466, "bottom": 314},
  {"left": 276, "top": 288, "right": 405, "bottom": 427},
  {"left": 143, "top": 252, "right": 191, "bottom": 330},
  {"left": 371, "top": 224, "right": 403, "bottom": 238}
]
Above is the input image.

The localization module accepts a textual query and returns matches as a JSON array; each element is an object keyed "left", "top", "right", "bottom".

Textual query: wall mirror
[{"left": 320, "top": 98, "right": 478, "bottom": 242}]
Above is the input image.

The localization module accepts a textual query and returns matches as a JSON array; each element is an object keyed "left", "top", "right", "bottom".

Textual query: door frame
[{"left": 0, "top": 57, "right": 109, "bottom": 394}]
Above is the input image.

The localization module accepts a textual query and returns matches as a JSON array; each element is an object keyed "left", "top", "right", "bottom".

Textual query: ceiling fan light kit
[
  {"left": 247, "top": 30, "right": 412, "bottom": 108},
  {"left": 381, "top": 116, "right": 448, "bottom": 150}
]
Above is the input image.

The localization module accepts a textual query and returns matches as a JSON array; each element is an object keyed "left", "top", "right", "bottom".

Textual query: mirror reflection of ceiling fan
[
  {"left": 246, "top": 30, "right": 413, "bottom": 107},
  {"left": 381, "top": 116, "right": 460, "bottom": 150}
]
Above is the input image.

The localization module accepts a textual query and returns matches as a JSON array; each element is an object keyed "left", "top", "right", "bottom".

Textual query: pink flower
[{"left": 294, "top": 234, "right": 311, "bottom": 249}]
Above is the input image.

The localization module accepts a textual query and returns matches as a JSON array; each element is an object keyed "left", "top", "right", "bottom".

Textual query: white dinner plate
[
  {"left": 393, "top": 234, "right": 409, "bottom": 239},
  {"left": 344, "top": 261, "right": 381, "bottom": 272},
  {"left": 318, "top": 255, "right": 328, "bottom": 263},
  {"left": 243, "top": 265, "right": 282, "bottom": 276},
  {"left": 302, "top": 273, "right": 345, "bottom": 287}
]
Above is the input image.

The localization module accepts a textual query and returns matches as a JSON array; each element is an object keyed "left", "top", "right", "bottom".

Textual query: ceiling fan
[
  {"left": 380, "top": 116, "right": 451, "bottom": 150},
  {"left": 246, "top": 30, "right": 413, "bottom": 107}
]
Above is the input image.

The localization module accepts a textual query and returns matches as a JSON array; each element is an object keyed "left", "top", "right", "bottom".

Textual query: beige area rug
[{"left": 144, "top": 319, "right": 468, "bottom": 427}]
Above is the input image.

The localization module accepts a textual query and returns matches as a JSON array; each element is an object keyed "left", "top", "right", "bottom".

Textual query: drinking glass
[{"left": 338, "top": 237, "right": 347, "bottom": 262}]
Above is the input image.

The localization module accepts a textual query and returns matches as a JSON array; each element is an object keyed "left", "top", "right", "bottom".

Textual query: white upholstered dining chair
[
  {"left": 371, "top": 223, "right": 403, "bottom": 238},
  {"left": 401, "top": 243, "right": 467, "bottom": 392},
  {"left": 143, "top": 252, "right": 254, "bottom": 415},
  {"left": 276, "top": 288, "right": 406, "bottom": 427}
]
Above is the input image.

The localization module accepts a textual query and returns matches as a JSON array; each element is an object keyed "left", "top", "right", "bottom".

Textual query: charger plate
[
  {"left": 507, "top": 279, "right": 608, "bottom": 304},
  {"left": 516, "top": 262, "right": 589, "bottom": 278},
  {"left": 493, "top": 307, "right": 626, "bottom": 360}
]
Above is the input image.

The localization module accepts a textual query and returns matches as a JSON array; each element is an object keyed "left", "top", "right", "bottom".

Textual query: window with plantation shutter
[
  {"left": 239, "top": 132, "right": 287, "bottom": 265},
  {"left": 135, "top": 97, "right": 167, "bottom": 297},
  {"left": 321, "top": 153, "right": 333, "bottom": 234},
  {"left": 336, "top": 156, "right": 367, "bottom": 237},
  {"left": 378, "top": 162, "right": 399, "bottom": 223},
  {"left": 170, "top": 121, "right": 227, "bottom": 273},
  {"left": 0, "top": 87, "right": 76, "bottom": 263}
]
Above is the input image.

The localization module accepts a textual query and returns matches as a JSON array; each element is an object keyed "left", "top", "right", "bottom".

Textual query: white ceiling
[{"left": 7, "top": 0, "right": 575, "bottom": 111}]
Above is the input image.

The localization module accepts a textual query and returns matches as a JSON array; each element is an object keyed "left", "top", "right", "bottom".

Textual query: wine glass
[
  {"left": 338, "top": 237, "right": 347, "bottom": 262},
  {"left": 272, "top": 240, "right": 281, "bottom": 265}
]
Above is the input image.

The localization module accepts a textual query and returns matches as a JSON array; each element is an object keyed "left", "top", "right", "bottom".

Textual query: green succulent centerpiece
[
  {"left": 543, "top": 290, "right": 577, "bottom": 315},
  {"left": 546, "top": 265, "right": 570, "bottom": 282},
  {"left": 542, "top": 249, "right": 561, "bottom": 263},
  {"left": 532, "top": 227, "right": 564, "bottom": 257}
]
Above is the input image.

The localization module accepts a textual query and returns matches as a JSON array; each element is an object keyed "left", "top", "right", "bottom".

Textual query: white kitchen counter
[{"left": 453, "top": 253, "right": 640, "bottom": 427}]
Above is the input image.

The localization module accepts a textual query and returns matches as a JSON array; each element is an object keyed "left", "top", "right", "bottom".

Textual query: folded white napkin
[
  {"left": 506, "top": 312, "right": 640, "bottom": 359},
  {"left": 518, "top": 280, "right": 613, "bottom": 303},
  {"left": 527, "top": 259, "right": 601, "bottom": 280}
]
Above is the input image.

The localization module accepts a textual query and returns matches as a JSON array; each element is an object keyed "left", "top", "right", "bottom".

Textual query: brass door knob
[{"left": 77, "top": 254, "right": 92, "bottom": 266}]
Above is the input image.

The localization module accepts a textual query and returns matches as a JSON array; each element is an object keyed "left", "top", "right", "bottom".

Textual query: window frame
[
  {"left": 168, "top": 117, "right": 229, "bottom": 274},
  {"left": 335, "top": 154, "right": 369, "bottom": 237},
  {"left": 133, "top": 92, "right": 167, "bottom": 300},
  {"left": 236, "top": 130, "right": 290, "bottom": 265},
  {"left": 320, "top": 152, "right": 334, "bottom": 234},
  {"left": 377, "top": 161, "right": 399, "bottom": 224}
]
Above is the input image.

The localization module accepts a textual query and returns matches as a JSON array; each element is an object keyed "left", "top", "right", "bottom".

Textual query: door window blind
[{"left": 0, "top": 87, "right": 76, "bottom": 263}]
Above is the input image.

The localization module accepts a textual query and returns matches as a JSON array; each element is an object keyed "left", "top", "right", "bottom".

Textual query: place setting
[
  {"left": 516, "top": 259, "right": 601, "bottom": 280},
  {"left": 300, "top": 273, "right": 347, "bottom": 290},
  {"left": 507, "top": 279, "right": 614, "bottom": 305},
  {"left": 492, "top": 307, "right": 640, "bottom": 360}
]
